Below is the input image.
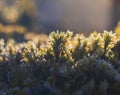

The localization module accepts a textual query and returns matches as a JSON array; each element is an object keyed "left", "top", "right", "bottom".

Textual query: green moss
[{"left": 0, "top": 31, "right": 120, "bottom": 95}]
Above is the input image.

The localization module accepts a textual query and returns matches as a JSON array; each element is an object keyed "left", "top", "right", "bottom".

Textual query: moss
[{"left": 0, "top": 31, "right": 120, "bottom": 95}]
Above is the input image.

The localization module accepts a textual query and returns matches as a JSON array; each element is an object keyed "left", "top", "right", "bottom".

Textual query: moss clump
[{"left": 0, "top": 31, "right": 120, "bottom": 95}]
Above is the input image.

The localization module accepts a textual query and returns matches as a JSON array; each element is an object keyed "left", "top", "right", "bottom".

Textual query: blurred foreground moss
[{"left": 0, "top": 31, "right": 120, "bottom": 95}]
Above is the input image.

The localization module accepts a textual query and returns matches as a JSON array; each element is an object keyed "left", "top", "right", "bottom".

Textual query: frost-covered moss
[{"left": 0, "top": 31, "right": 120, "bottom": 95}]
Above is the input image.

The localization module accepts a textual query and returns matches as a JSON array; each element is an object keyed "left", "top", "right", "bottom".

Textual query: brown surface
[{"left": 114, "top": 0, "right": 120, "bottom": 7}]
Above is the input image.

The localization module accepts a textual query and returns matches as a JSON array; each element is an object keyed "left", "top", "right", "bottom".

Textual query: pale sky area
[{"left": 37, "top": 0, "right": 113, "bottom": 33}]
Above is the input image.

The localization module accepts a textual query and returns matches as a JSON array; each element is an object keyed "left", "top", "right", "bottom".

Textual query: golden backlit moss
[{"left": 0, "top": 31, "right": 120, "bottom": 95}]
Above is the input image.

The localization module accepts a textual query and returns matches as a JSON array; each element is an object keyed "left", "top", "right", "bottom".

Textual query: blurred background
[{"left": 0, "top": 0, "right": 120, "bottom": 41}]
